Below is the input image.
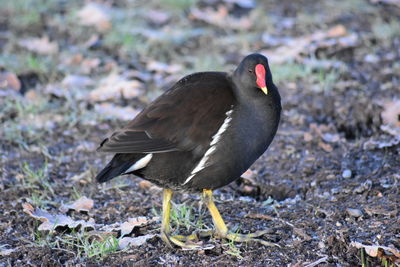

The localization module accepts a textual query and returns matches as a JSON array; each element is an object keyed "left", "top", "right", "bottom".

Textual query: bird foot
[
  {"left": 218, "top": 230, "right": 281, "bottom": 247},
  {"left": 161, "top": 231, "right": 215, "bottom": 250}
]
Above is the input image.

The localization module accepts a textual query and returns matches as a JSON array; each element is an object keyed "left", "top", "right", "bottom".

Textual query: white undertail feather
[
  {"left": 182, "top": 109, "right": 233, "bottom": 185},
  {"left": 124, "top": 154, "right": 153, "bottom": 174}
]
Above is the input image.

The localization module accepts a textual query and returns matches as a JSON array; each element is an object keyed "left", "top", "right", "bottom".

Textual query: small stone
[
  {"left": 342, "top": 169, "right": 352, "bottom": 179},
  {"left": 326, "top": 174, "right": 336, "bottom": 180},
  {"left": 346, "top": 208, "right": 363, "bottom": 218}
]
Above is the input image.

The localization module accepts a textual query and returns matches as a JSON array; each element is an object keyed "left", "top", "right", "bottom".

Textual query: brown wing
[{"left": 97, "top": 72, "right": 235, "bottom": 154}]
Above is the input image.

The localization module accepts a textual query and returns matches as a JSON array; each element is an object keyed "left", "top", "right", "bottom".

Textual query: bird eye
[{"left": 248, "top": 69, "right": 253, "bottom": 73}]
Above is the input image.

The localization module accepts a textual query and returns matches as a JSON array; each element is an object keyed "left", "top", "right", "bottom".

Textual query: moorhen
[{"left": 95, "top": 53, "right": 281, "bottom": 248}]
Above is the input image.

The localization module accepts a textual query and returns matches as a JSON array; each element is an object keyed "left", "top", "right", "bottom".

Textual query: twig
[{"left": 303, "top": 256, "right": 329, "bottom": 267}]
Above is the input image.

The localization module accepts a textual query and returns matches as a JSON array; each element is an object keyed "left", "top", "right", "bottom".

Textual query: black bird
[{"left": 96, "top": 53, "right": 281, "bottom": 248}]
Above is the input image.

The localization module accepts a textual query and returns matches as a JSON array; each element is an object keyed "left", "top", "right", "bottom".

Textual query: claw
[
  {"left": 203, "top": 189, "right": 279, "bottom": 247},
  {"left": 160, "top": 189, "right": 279, "bottom": 249}
]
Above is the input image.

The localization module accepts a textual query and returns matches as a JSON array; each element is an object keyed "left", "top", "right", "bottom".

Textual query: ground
[{"left": 0, "top": 0, "right": 399, "bottom": 266}]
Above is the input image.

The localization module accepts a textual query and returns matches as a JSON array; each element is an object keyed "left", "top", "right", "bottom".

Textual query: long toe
[
  {"left": 223, "top": 231, "right": 281, "bottom": 247},
  {"left": 161, "top": 232, "right": 214, "bottom": 250}
]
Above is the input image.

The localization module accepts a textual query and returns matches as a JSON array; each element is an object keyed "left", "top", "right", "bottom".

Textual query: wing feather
[{"left": 97, "top": 72, "right": 235, "bottom": 154}]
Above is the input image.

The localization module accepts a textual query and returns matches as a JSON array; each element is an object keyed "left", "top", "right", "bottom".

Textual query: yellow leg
[
  {"left": 160, "top": 189, "right": 208, "bottom": 249},
  {"left": 203, "top": 189, "right": 279, "bottom": 247},
  {"left": 161, "top": 189, "right": 173, "bottom": 246},
  {"left": 203, "top": 189, "right": 228, "bottom": 237}
]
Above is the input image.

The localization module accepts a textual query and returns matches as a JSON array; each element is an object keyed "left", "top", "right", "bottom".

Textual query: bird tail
[{"left": 95, "top": 154, "right": 133, "bottom": 183}]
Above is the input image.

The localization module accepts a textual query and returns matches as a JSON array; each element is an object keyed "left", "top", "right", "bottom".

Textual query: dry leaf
[
  {"left": 0, "top": 247, "right": 17, "bottom": 256},
  {"left": 118, "top": 234, "right": 155, "bottom": 249},
  {"left": 322, "top": 133, "right": 340, "bottom": 143},
  {"left": 60, "top": 196, "right": 94, "bottom": 213},
  {"left": 94, "top": 103, "right": 140, "bottom": 121},
  {"left": 364, "top": 205, "right": 398, "bottom": 217},
  {"left": 147, "top": 61, "right": 182, "bottom": 74},
  {"left": 327, "top": 25, "right": 347, "bottom": 38},
  {"left": 0, "top": 72, "right": 21, "bottom": 91},
  {"left": 318, "top": 141, "right": 333, "bottom": 152},
  {"left": 89, "top": 73, "right": 142, "bottom": 102},
  {"left": 293, "top": 227, "right": 312, "bottom": 241},
  {"left": 23, "top": 203, "right": 95, "bottom": 231},
  {"left": 81, "top": 58, "right": 101, "bottom": 74},
  {"left": 77, "top": 3, "right": 111, "bottom": 32},
  {"left": 62, "top": 75, "right": 94, "bottom": 88},
  {"left": 262, "top": 25, "right": 354, "bottom": 64},
  {"left": 146, "top": 10, "right": 170, "bottom": 25},
  {"left": 138, "top": 180, "right": 153, "bottom": 189},
  {"left": 351, "top": 241, "right": 400, "bottom": 261},
  {"left": 100, "top": 217, "right": 152, "bottom": 236},
  {"left": 120, "top": 217, "right": 149, "bottom": 237},
  {"left": 380, "top": 100, "right": 400, "bottom": 138},
  {"left": 241, "top": 169, "right": 256, "bottom": 180},
  {"left": 381, "top": 100, "right": 400, "bottom": 127},
  {"left": 18, "top": 36, "right": 58, "bottom": 55},
  {"left": 245, "top": 213, "right": 274, "bottom": 220},
  {"left": 363, "top": 136, "right": 400, "bottom": 149},
  {"left": 303, "top": 132, "right": 313, "bottom": 142},
  {"left": 190, "top": 6, "right": 252, "bottom": 30}
]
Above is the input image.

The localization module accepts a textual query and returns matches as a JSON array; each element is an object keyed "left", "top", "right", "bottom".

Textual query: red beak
[{"left": 255, "top": 64, "right": 268, "bottom": 94}]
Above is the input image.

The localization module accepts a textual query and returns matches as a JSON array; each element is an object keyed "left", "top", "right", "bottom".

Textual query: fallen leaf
[
  {"left": 60, "top": 196, "right": 94, "bottom": 213},
  {"left": 364, "top": 205, "right": 398, "bottom": 217},
  {"left": 77, "top": 3, "right": 111, "bottom": 32},
  {"left": 241, "top": 169, "right": 257, "bottom": 180},
  {"left": 363, "top": 136, "right": 400, "bottom": 150},
  {"left": 303, "top": 256, "right": 329, "bottom": 267},
  {"left": 84, "top": 34, "right": 100, "bottom": 48},
  {"left": 190, "top": 6, "right": 252, "bottom": 30},
  {"left": 0, "top": 72, "right": 21, "bottom": 91},
  {"left": 262, "top": 25, "right": 355, "bottom": 64},
  {"left": 303, "top": 132, "right": 313, "bottom": 142},
  {"left": 94, "top": 103, "right": 140, "bottom": 121},
  {"left": 293, "top": 227, "right": 312, "bottom": 241},
  {"left": 62, "top": 75, "right": 94, "bottom": 88},
  {"left": 18, "top": 36, "right": 58, "bottom": 55},
  {"left": 327, "top": 25, "right": 347, "bottom": 38},
  {"left": 351, "top": 241, "right": 400, "bottom": 263},
  {"left": 322, "top": 133, "right": 340, "bottom": 143},
  {"left": 118, "top": 234, "right": 155, "bottom": 249},
  {"left": 245, "top": 213, "right": 274, "bottom": 220},
  {"left": 23, "top": 203, "right": 95, "bottom": 231},
  {"left": 120, "top": 217, "right": 149, "bottom": 237},
  {"left": 381, "top": 100, "right": 400, "bottom": 127},
  {"left": 138, "top": 180, "right": 153, "bottom": 189},
  {"left": 89, "top": 73, "right": 142, "bottom": 101},
  {"left": 100, "top": 217, "right": 153, "bottom": 236},
  {"left": 146, "top": 10, "right": 170, "bottom": 25},
  {"left": 318, "top": 141, "right": 333, "bottom": 152},
  {"left": 81, "top": 58, "right": 101, "bottom": 74},
  {"left": 0, "top": 247, "right": 17, "bottom": 256},
  {"left": 147, "top": 61, "right": 182, "bottom": 74}
]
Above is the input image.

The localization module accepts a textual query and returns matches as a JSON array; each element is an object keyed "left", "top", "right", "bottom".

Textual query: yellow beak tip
[{"left": 261, "top": 86, "right": 268, "bottom": 95}]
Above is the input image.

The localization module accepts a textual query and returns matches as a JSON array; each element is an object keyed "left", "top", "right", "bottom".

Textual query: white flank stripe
[
  {"left": 182, "top": 109, "right": 233, "bottom": 185},
  {"left": 124, "top": 154, "right": 153, "bottom": 174}
]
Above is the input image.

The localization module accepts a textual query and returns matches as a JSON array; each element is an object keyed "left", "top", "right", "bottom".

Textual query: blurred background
[{"left": 0, "top": 0, "right": 399, "bottom": 265}]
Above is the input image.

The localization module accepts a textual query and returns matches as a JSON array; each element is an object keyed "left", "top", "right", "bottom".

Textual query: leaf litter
[
  {"left": 1, "top": 0, "right": 399, "bottom": 265},
  {"left": 59, "top": 196, "right": 94, "bottom": 213},
  {"left": 23, "top": 200, "right": 157, "bottom": 250}
]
